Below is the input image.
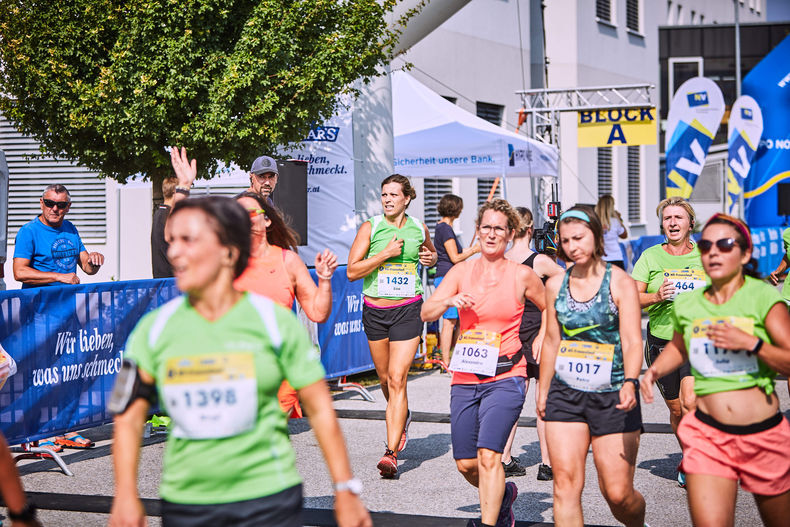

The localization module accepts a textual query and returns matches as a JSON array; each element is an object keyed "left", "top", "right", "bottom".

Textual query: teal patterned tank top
[{"left": 554, "top": 263, "right": 624, "bottom": 392}]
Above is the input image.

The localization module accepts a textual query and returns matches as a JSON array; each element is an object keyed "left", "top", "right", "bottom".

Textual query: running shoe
[
  {"left": 397, "top": 409, "right": 412, "bottom": 453},
  {"left": 537, "top": 463, "right": 553, "bottom": 481},
  {"left": 502, "top": 457, "right": 526, "bottom": 478},
  {"left": 377, "top": 448, "right": 398, "bottom": 478},
  {"left": 496, "top": 481, "right": 518, "bottom": 527}
]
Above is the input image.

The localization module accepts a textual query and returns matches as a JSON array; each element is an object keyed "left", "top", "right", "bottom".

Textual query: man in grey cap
[{"left": 246, "top": 155, "right": 279, "bottom": 206}]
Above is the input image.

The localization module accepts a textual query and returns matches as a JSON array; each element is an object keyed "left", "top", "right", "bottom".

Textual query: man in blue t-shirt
[{"left": 13, "top": 184, "right": 104, "bottom": 288}]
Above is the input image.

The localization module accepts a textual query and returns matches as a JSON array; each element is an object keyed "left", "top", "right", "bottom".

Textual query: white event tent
[{"left": 392, "top": 71, "right": 558, "bottom": 186}]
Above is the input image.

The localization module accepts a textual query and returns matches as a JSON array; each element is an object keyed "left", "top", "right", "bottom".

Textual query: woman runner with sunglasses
[
  {"left": 347, "top": 174, "right": 437, "bottom": 478},
  {"left": 234, "top": 192, "right": 338, "bottom": 419},
  {"left": 539, "top": 205, "right": 646, "bottom": 527},
  {"left": 422, "top": 199, "right": 546, "bottom": 527},
  {"left": 641, "top": 213, "right": 790, "bottom": 527},
  {"left": 631, "top": 197, "right": 705, "bottom": 487}
]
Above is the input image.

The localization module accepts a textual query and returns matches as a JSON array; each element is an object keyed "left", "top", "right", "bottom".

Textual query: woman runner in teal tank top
[
  {"left": 539, "top": 205, "right": 646, "bottom": 527},
  {"left": 347, "top": 175, "right": 437, "bottom": 478},
  {"left": 641, "top": 214, "right": 790, "bottom": 526}
]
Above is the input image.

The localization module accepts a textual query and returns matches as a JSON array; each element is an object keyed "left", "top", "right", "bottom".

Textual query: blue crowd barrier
[
  {"left": 0, "top": 279, "right": 180, "bottom": 445},
  {"left": 0, "top": 270, "right": 376, "bottom": 445}
]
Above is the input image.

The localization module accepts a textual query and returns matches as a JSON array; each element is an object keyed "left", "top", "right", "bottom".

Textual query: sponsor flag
[
  {"left": 726, "top": 96, "right": 763, "bottom": 213},
  {"left": 743, "top": 34, "right": 790, "bottom": 227},
  {"left": 665, "top": 77, "right": 725, "bottom": 198}
]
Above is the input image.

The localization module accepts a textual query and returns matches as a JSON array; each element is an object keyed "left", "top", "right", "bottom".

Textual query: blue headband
[{"left": 559, "top": 210, "right": 591, "bottom": 223}]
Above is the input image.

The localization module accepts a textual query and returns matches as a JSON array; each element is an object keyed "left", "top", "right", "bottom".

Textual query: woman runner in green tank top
[
  {"left": 347, "top": 175, "right": 437, "bottom": 478},
  {"left": 641, "top": 214, "right": 790, "bottom": 526},
  {"left": 539, "top": 205, "right": 646, "bottom": 527}
]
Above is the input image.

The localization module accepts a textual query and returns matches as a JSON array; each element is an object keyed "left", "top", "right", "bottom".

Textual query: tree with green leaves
[{"left": 0, "top": 0, "right": 404, "bottom": 187}]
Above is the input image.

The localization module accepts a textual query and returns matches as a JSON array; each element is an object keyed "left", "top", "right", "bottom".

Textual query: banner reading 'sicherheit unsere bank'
[
  {"left": 726, "top": 96, "right": 763, "bottom": 214},
  {"left": 665, "top": 77, "right": 725, "bottom": 198}
]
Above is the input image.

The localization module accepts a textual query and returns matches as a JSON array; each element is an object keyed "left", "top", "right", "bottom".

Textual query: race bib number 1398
[{"left": 163, "top": 352, "right": 258, "bottom": 439}]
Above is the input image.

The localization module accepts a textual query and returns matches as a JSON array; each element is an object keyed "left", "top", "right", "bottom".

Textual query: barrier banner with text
[
  {"left": 312, "top": 267, "right": 373, "bottom": 378},
  {"left": 665, "top": 77, "right": 724, "bottom": 198},
  {"left": 0, "top": 279, "right": 179, "bottom": 445}
]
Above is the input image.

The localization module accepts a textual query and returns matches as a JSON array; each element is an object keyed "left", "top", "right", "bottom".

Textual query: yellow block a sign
[{"left": 577, "top": 108, "right": 657, "bottom": 147}]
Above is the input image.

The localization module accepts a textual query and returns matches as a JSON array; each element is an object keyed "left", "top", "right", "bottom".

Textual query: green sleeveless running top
[
  {"left": 362, "top": 214, "right": 425, "bottom": 299},
  {"left": 555, "top": 263, "right": 624, "bottom": 392},
  {"left": 671, "top": 276, "right": 783, "bottom": 396}
]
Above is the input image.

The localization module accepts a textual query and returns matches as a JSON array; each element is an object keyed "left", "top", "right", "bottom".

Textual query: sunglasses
[
  {"left": 247, "top": 208, "right": 266, "bottom": 218},
  {"left": 42, "top": 199, "right": 70, "bottom": 210},
  {"left": 698, "top": 237, "right": 737, "bottom": 254}
]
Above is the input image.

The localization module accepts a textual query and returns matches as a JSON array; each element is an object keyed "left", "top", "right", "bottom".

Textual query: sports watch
[{"left": 334, "top": 478, "right": 363, "bottom": 495}]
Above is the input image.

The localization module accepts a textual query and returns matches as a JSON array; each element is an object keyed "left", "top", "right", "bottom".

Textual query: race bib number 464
[
  {"left": 664, "top": 269, "right": 706, "bottom": 299},
  {"left": 555, "top": 340, "right": 614, "bottom": 391},
  {"left": 449, "top": 329, "right": 501, "bottom": 377},
  {"left": 163, "top": 353, "right": 258, "bottom": 439},
  {"left": 378, "top": 262, "right": 416, "bottom": 297},
  {"left": 689, "top": 317, "right": 758, "bottom": 377}
]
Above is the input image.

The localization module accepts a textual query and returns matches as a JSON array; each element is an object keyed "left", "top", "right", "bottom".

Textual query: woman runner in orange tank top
[
  {"left": 234, "top": 192, "right": 338, "bottom": 418},
  {"left": 422, "top": 200, "right": 546, "bottom": 527}
]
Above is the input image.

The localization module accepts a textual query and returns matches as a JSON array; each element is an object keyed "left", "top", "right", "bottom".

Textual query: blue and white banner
[
  {"left": 665, "top": 77, "right": 725, "bottom": 198},
  {"left": 726, "top": 96, "right": 763, "bottom": 214},
  {"left": 285, "top": 97, "right": 356, "bottom": 266},
  {"left": 743, "top": 34, "right": 790, "bottom": 227},
  {"left": 0, "top": 280, "right": 179, "bottom": 445},
  {"left": 312, "top": 267, "right": 373, "bottom": 378}
]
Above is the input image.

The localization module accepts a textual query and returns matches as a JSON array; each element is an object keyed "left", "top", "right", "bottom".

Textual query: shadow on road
[
  {"left": 397, "top": 433, "right": 452, "bottom": 476},
  {"left": 637, "top": 452, "right": 682, "bottom": 481}
]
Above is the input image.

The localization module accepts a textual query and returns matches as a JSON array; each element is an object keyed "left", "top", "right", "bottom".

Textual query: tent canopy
[{"left": 392, "top": 71, "right": 558, "bottom": 179}]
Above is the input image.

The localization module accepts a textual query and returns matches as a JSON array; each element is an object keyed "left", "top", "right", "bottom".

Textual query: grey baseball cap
[{"left": 250, "top": 155, "right": 279, "bottom": 175}]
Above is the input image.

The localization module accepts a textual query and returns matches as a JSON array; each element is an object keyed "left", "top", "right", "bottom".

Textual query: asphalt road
[{"left": 9, "top": 365, "right": 789, "bottom": 526}]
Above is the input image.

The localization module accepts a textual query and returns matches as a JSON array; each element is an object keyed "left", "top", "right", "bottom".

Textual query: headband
[
  {"left": 707, "top": 213, "right": 753, "bottom": 250},
  {"left": 559, "top": 210, "right": 591, "bottom": 223}
]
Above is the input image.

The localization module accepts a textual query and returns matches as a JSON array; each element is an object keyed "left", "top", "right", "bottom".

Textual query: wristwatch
[
  {"left": 623, "top": 378, "right": 640, "bottom": 389},
  {"left": 175, "top": 186, "right": 191, "bottom": 196},
  {"left": 8, "top": 503, "right": 37, "bottom": 522},
  {"left": 334, "top": 478, "right": 363, "bottom": 495}
]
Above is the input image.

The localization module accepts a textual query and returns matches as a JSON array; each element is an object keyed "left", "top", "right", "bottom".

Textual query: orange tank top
[
  {"left": 234, "top": 247, "right": 296, "bottom": 309},
  {"left": 452, "top": 259, "right": 526, "bottom": 385}
]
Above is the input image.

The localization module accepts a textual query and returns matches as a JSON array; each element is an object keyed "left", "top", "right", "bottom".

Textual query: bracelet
[
  {"left": 751, "top": 337, "right": 764, "bottom": 355},
  {"left": 175, "top": 187, "right": 191, "bottom": 196},
  {"left": 623, "top": 378, "right": 640, "bottom": 389},
  {"left": 317, "top": 272, "right": 333, "bottom": 280},
  {"left": 8, "top": 503, "right": 37, "bottom": 522}
]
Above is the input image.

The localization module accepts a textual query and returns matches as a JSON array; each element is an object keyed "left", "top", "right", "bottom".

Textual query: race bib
[
  {"left": 555, "top": 340, "right": 614, "bottom": 391},
  {"left": 449, "top": 329, "right": 501, "bottom": 377},
  {"left": 163, "top": 353, "right": 258, "bottom": 439},
  {"left": 378, "top": 262, "right": 417, "bottom": 297},
  {"left": 689, "top": 317, "right": 759, "bottom": 377},
  {"left": 664, "top": 269, "right": 706, "bottom": 299}
]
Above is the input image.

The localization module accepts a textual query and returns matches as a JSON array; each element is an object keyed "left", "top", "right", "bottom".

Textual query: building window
[
  {"left": 423, "top": 178, "right": 454, "bottom": 227},
  {"left": 627, "top": 146, "right": 641, "bottom": 222},
  {"left": 690, "top": 161, "right": 723, "bottom": 202},
  {"left": 597, "top": 148, "right": 613, "bottom": 197},
  {"left": 596, "top": 0, "right": 613, "bottom": 23},
  {"left": 1, "top": 114, "right": 107, "bottom": 242},
  {"left": 476, "top": 102, "right": 504, "bottom": 126},
  {"left": 477, "top": 178, "right": 502, "bottom": 208},
  {"left": 626, "top": 0, "right": 640, "bottom": 32}
]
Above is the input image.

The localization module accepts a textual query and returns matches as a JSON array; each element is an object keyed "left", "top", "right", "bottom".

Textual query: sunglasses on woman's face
[{"left": 698, "top": 237, "right": 737, "bottom": 254}]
